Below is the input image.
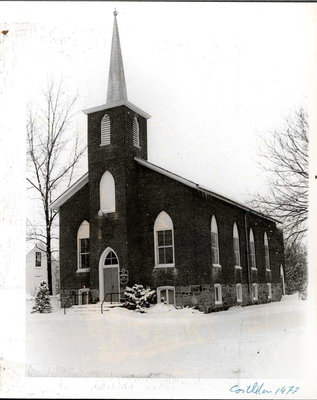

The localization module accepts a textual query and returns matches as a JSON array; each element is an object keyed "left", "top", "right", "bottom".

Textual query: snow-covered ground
[{"left": 26, "top": 294, "right": 308, "bottom": 378}]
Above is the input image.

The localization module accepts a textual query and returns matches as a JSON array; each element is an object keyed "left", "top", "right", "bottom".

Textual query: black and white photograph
[{"left": 0, "top": 1, "right": 317, "bottom": 398}]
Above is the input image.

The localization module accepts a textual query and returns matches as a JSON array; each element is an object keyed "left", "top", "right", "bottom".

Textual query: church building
[{"left": 50, "top": 12, "right": 285, "bottom": 312}]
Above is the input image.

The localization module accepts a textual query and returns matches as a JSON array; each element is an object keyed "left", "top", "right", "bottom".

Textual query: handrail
[{"left": 101, "top": 292, "right": 122, "bottom": 314}]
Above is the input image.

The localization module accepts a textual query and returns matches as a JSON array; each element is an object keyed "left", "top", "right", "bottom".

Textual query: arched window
[
  {"left": 101, "top": 114, "right": 111, "bottom": 145},
  {"left": 249, "top": 228, "right": 256, "bottom": 270},
  {"left": 133, "top": 116, "right": 140, "bottom": 148},
  {"left": 233, "top": 222, "right": 241, "bottom": 267},
  {"left": 264, "top": 231, "right": 270, "bottom": 270},
  {"left": 211, "top": 215, "right": 220, "bottom": 265},
  {"left": 154, "top": 211, "right": 174, "bottom": 268},
  {"left": 104, "top": 250, "right": 119, "bottom": 266},
  {"left": 77, "top": 220, "right": 90, "bottom": 271},
  {"left": 99, "top": 171, "right": 116, "bottom": 213}
]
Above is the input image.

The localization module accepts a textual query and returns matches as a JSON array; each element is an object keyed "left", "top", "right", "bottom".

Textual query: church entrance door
[
  {"left": 100, "top": 249, "right": 120, "bottom": 302},
  {"left": 103, "top": 267, "right": 119, "bottom": 302}
]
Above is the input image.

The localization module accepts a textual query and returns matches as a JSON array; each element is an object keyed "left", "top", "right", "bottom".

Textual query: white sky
[{"left": 2, "top": 2, "right": 316, "bottom": 207}]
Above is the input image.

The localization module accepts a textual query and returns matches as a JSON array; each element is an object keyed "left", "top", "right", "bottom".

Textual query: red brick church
[{"left": 50, "top": 12, "right": 285, "bottom": 312}]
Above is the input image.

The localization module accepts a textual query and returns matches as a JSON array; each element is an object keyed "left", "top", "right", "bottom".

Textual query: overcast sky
[{"left": 1, "top": 1, "right": 317, "bottom": 220}]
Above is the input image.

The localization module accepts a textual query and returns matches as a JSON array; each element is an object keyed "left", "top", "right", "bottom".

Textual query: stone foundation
[{"left": 176, "top": 283, "right": 282, "bottom": 313}]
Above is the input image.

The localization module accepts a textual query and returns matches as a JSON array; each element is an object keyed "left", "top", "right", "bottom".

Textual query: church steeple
[
  {"left": 106, "top": 10, "right": 128, "bottom": 104},
  {"left": 83, "top": 11, "right": 150, "bottom": 120}
]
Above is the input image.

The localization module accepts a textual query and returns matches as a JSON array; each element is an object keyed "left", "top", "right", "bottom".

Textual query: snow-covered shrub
[
  {"left": 123, "top": 284, "right": 156, "bottom": 313},
  {"left": 32, "top": 281, "right": 52, "bottom": 313}
]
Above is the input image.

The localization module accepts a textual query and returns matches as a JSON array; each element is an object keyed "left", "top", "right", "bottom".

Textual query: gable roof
[
  {"left": 49, "top": 173, "right": 88, "bottom": 210},
  {"left": 49, "top": 157, "right": 280, "bottom": 224},
  {"left": 134, "top": 157, "right": 280, "bottom": 224}
]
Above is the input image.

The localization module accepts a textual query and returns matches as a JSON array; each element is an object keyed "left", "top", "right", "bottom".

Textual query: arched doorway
[
  {"left": 99, "top": 247, "right": 120, "bottom": 302},
  {"left": 280, "top": 265, "right": 285, "bottom": 295}
]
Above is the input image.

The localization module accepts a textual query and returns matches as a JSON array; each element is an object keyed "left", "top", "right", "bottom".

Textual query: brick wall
[{"left": 59, "top": 184, "right": 90, "bottom": 292}]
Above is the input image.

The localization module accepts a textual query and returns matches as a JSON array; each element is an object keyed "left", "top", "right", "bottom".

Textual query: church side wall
[{"left": 135, "top": 164, "right": 284, "bottom": 312}]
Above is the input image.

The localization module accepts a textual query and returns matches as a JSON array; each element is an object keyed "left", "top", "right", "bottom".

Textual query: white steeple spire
[{"left": 106, "top": 10, "right": 128, "bottom": 104}]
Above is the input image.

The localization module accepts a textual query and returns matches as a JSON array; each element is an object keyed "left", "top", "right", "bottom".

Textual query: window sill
[
  {"left": 237, "top": 299, "right": 242, "bottom": 303},
  {"left": 100, "top": 143, "right": 110, "bottom": 147},
  {"left": 251, "top": 267, "right": 257, "bottom": 271},
  {"left": 215, "top": 301, "right": 222, "bottom": 306},
  {"left": 76, "top": 268, "right": 90, "bottom": 273},
  {"left": 212, "top": 263, "right": 222, "bottom": 268},
  {"left": 234, "top": 265, "right": 242, "bottom": 269},
  {"left": 253, "top": 298, "right": 258, "bottom": 301},
  {"left": 98, "top": 209, "right": 116, "bottom": 216},
  {"left": 266, "top": 268, "right": 271, "bottom": 272},
  {"left": 154, "top": 264, "right": 175, "bottom": 269}
]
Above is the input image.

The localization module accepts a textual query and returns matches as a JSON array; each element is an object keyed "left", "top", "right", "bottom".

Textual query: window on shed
[
  {"left": 101, "top": 114, "right": 111, "bottom": 145},
  {"left": 99, "top": 171, "right": 116, "bottom": 213},
  {"left": 133, "top": 116, "right": 140, "bottom": 148},
  {"left": 264, "top": 232, "right": 270, "bottom": 270},
  {"left": 35, "top": 252, "right": 41, "bottom": 267},
  {"left": 211, "top": 216, "right": 220, "bottom": 265},
  {"left": 249, "top": 228, "right": 256, "bottom": 269},
  {"left": 233, "top": 223, "right": 241, "bottom": 267}
]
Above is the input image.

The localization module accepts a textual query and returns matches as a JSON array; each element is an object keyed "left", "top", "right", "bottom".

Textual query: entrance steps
[{"left": 65, "top": 302, "right": 122, "bottom": 315}]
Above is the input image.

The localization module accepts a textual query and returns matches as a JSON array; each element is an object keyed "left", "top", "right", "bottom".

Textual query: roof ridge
[{"left": 134, "top": 157, "right": 280, "bottom": 224}]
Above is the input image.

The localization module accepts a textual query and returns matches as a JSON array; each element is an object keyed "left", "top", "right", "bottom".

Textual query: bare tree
[
  {"left": 250, "top": 108, "right": 309, "bottom": 244},
  {"left": 284, "top": 241, "right": 307, "bottom": 295},
  {"left": 27, "top": 81, "right": 86, "bottom": 294}
]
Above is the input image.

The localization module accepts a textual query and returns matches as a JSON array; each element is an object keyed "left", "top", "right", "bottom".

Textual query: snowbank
[{"left": 26, "top": 295, "right": 308, "bottom": 378}]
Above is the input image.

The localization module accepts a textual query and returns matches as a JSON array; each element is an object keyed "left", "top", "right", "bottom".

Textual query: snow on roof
[{"left": 134, "top": 157, "right": 280, "bottom": 224}]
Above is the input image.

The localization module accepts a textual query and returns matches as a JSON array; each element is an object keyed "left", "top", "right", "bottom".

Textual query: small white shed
[{"left": 26, "top": 245, "right": 59, "bottom": 296}]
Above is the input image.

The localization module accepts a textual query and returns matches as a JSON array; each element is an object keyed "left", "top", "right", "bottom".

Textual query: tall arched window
[
  {"left": 211, "top": 215, "right": 220, "bottom": 265},
  {"left": 99, "top": 171, "right": 116, "bottom": 213},
  {"left": 154, "top": 211, "right": 174, "bottom": 268},
  {"left": 133, "top": 116, "right": 140, "bottom": 148},
  {"left": 249, "top": 228, "right": 256, "bottom": 270},
  {"left": 264, "top": 231, "right": 270, "bottom": 270},
  {"left": 77, "top": 220, "right": 90, "bottom": 271},
  {"left": 101, "top": 114, "right": 111, "bottom": 145},
  {"left": 233, "top": 222, "right": 241, "bottom": 267}
]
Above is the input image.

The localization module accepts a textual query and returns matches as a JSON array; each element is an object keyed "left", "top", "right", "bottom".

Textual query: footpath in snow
[{"left": 26, "top": 294, "right": 308, "bottom": 378}]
